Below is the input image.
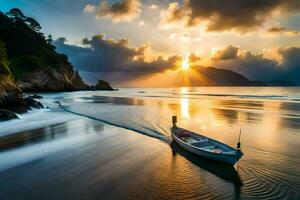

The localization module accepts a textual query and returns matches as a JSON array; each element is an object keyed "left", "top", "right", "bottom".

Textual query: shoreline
[{"left": 0, "top": 93, "right": 78, "bottom": 137}]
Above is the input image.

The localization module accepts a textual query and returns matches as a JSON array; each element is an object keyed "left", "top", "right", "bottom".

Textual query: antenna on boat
[
  {"left": 172, "top": 116, "right": 177, "bottom": 127},
  {"left": 237, "top": 128, "right": 242, "bottom": 150}
]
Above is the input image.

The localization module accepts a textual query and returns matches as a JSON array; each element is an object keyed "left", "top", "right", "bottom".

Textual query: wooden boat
[
  {"left": 170, "top": 141, "right": 243, "bottom": 186},
  {"left": 171, "top": 116, "right": 243, "bottom": 165}
]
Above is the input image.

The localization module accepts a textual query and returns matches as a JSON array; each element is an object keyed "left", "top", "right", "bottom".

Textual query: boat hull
[{"left": 171, "top": 130, "right": 241, "bottom": 165}]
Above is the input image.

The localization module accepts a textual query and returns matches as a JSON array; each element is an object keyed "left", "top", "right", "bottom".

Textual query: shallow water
[{"left": 1, "top": 87, "right": 300, "bottom": 199}]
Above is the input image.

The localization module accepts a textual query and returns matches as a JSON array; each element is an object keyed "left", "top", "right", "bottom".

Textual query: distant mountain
[
  {"left": 0, "top": 10, "right": 88, "bottom": 92},
  {"left": 187, "top": 67, "right": 298, "bottom": 87},
  {"left": 199, "top": 67, "right": 265, "bottom": 86},
  {"left": 182, "top": 66, "right": 265, "bottom": 86},
  {"left": 266, "top": 80, "right": 296, "bottom": 86}
]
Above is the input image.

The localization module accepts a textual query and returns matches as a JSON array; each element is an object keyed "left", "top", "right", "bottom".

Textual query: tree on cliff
[
  {"left": 25, "top": 17, "right": 42, "bottom": 33},
  {"left": 7, "top": 8, "right": 42, "bottom": 34},
  {"left": 47, "top": 34, "right": 53, "bottom": 44},
  {"left": 0, "top": 10, "right": 89, "bottom": 91},
  {"left": 6, "top": 8, "right": 26, "bottom": 21}
]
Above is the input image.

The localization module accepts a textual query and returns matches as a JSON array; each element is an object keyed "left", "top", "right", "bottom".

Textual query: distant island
[{"left": 185, "top": 66, "right": 265, "bottom": 86}]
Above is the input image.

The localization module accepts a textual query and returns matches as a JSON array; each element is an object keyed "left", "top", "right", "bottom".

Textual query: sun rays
[{"left": 181, "top": 53, "right": 190, "bottom": 71}]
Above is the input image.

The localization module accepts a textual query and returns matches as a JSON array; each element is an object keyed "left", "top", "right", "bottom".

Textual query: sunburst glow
[{"left": 182, "top": 53, "right": 190, "bottom": 70}]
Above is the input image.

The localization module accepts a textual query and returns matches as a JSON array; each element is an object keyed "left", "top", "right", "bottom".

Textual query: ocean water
[{"left": 1, "top": 87, "right": 300, "bottom": 199}]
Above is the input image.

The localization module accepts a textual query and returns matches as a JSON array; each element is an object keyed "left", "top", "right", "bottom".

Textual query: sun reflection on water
[
  {"left": 180, "top": 88, "right": 190, "bottom": 119},
  {"left": 180, "top": 98, "right": 190, "bottom": 119}
]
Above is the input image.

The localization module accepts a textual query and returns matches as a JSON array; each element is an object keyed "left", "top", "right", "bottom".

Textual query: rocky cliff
[
  {"left": 0, "top": 71, "right": 21, "bottom": 106},
  {"left": 0, "top": 10, "right": 91, "bottom": 121},
  {"left": 0, "top": 40, "right": 43, "bottom": 121},
  {"left": 0, "top": 39, "right": 21, "bottom": 105},
  {"left": 0, "top": 11, "right": 88, "bottom": 92},
  {"left": 91, "top": 80, "right": 115, "bottom": 91}
]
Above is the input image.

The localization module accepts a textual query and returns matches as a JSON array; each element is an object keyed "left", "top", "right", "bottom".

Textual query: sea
[{"left": 1, "top": 87, "right": 300, "bottom": 199}]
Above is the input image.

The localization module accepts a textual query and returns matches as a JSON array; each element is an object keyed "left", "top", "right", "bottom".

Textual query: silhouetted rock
[
  {"left": 91, "top": 80, "right": 114, "bottom": 91},
  {"left": 0, "top": 109, "right": 18, "bottom": 121},
  {"left": 27, "top": 94, "right": 43, "bottom": 99},
  {"left": 23, "top": 97, "right": 44, "bottom": 109},
  {"left": 0, "top": 89, "right": 44, "bottom": 121},
  {"left": 1, "top": 95, "right": 44, "bottom": 114}
]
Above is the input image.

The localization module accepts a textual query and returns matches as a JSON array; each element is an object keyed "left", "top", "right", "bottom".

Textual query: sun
[{"left": 182, "top": 54, "right": 190, "bottom": 70}]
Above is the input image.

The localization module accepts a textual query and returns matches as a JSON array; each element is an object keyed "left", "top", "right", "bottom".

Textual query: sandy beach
[
  {"left": 1, "top": 88, "right": 300, "bottom": 199},
  {"left": 0, "top": 118, "right": 240, "bottom": 200}
]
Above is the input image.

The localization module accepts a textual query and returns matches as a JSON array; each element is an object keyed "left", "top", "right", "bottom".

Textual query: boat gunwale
[{"left": 171, "top": 127, "right": 239, "bottom": 157}]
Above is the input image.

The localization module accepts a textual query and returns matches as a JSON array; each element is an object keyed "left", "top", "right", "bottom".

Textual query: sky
[{"left": 1, "top": 0, "right": 300, "bottom": 86}]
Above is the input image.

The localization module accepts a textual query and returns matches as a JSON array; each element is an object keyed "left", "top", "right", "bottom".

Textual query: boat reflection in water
[{"left": 170, "top": 141, "right": 243, "bottom": 199}]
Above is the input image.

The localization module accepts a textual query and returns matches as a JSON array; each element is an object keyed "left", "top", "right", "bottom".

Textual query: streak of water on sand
[{"left": 58, "top": 102, "right": 171, "bottom": 144}]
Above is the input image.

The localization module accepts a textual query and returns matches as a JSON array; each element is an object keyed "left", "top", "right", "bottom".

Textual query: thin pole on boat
[
  {"left": 236, "top": 128, "right": 243, "bottom": 171},
  {"left": 172, "top": 116, "right": 177, "bottom": 127},
  {"left": 237, "top": 128, "right": 242, "bottom": 150}
]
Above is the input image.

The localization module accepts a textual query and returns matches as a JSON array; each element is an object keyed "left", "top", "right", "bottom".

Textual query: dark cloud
[
  {"left": 279, "top": 47, "right": 300, "bottom": 82},
  {"left": 268, "top": 26, "right": 288, "bottom": 33},
  {"left": 212, "top": 45, "right": 239, "bottom": 61},
  {"left": 84, "top": 0, "right": 141, "bottom": 22},
  {"left": 54, "top": 35, "right": 179, "bottom": 83},
  {"left": 212, "top": 46, "right": 300, "bottom": 84},
  {"left": 160, "top": 0, "right": 300, "bottom": 32},
  {"left": 267, "top": 26, "right": 298, "bottom": 35}
]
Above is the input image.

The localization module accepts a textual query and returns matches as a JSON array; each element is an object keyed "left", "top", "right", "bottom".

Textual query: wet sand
[
  {"left": 1, "top": 87, "right": 300, "bottom": 199},
  {"left": 0, "top": 119, "right": 241, "bottom": 200}
]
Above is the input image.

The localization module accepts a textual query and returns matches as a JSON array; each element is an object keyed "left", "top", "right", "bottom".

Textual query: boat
[
  {"left": 170, "top": 141, "right": 243, "bottom": 186},
  {"left": 171, "top": 116, "right": 243, "bottom": 165}
]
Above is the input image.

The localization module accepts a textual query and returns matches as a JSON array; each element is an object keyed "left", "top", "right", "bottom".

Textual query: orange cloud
[
  {"left": 84, "top": 0, "right": 141, "bottom": 22},
  {"left": 267, "top": 26, "right": 298, "bottom": 36},
  {"left": 159, "top": 0, "right": 300, "bottom": 32}
]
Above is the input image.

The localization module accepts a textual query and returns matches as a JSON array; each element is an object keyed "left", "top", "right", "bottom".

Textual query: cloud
[
  {"left": 267, "top": 26, "right": 298, "bottom": 35},
  {"left": 211, "top": 45, "right": 239, "bottom": 61},
  {"left": 268, "top": 26, "right": 288, "bottom": 33},
  {"left": 211, "top": 46, "right": 300, "bottom": 84},
  {"left": 54, "top": 37, "right": 300, "bottom": 85},
  {"left": 188, "top": 53, "right": 201, "bottom": 64},
  {"left": 169, "top": 32, "right": 202, "bottom": 42},
  {"left": 159, "top": 2, "right": 189, "bottom": 29},
  {"left": 54, "top": 35, "right": 180, "bottom": 83},
  {"left": 83, "top": 4, "right": 96, "bottom": 13},
  {"left": 149, "top": 4, "right": 158, "bottom": 10},
  {"left": 138, "top": 20, "right": 146, "bottom": 26},
  {"left": 278, "top": 47, "right": 300, "bottom": 82},
  {"left": 159, "top": 0, "right": 300, "bottom": 32},
  {"left": 83, "top": 0, "right": 141, "bottom": 22}
]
